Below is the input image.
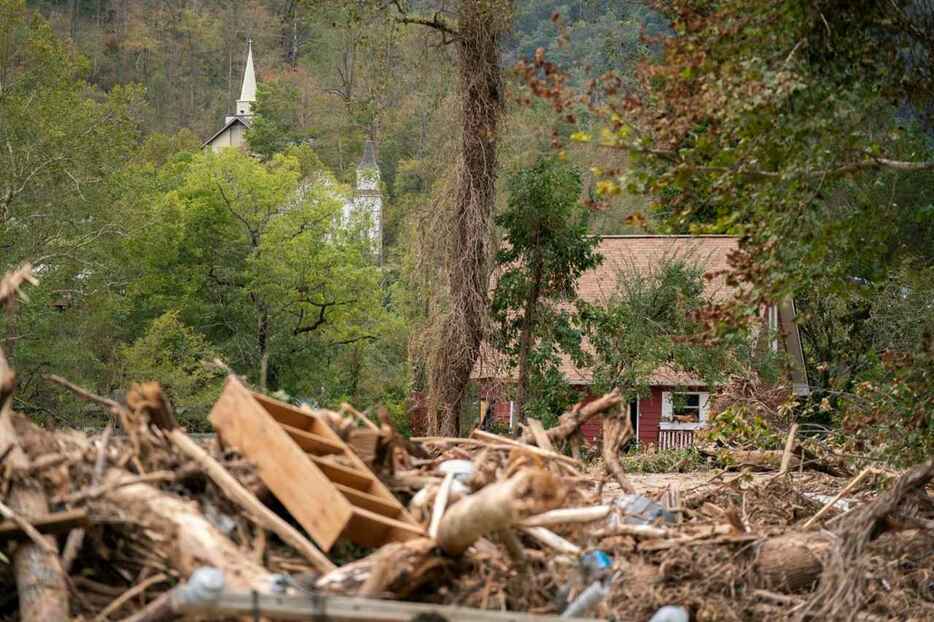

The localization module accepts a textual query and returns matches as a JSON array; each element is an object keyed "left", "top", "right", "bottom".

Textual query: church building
[
  {"left": 203, "top": 42, "right": 384, "bottom": 260},
  {"left": 203, "top": 41, "right": 257, "bottom": 152}
]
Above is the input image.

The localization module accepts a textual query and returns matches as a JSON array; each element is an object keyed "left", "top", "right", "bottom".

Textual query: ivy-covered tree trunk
[{"left": 427, "top": 0, "right": 505, "bottom": 436}]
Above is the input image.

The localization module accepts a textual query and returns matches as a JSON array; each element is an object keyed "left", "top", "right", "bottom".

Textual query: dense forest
[{"left": 1, "top": 0, "right": 932, "bottom": 464}]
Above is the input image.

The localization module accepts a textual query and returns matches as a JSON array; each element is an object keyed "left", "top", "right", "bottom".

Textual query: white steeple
[
  {"left": 352, "top": 138, "right": 383, "bottom": 262},
  {"left": 236, "top": 40, "right": 256, "bottom": 117}
]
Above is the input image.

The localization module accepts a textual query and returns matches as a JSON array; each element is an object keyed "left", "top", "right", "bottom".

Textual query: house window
[{"left": 661, "top": 391, "right": 710, "bottom": 430}]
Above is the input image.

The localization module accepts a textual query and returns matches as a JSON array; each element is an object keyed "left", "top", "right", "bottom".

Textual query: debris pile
[{"left": 1, "top": 266, "right": 932, "bottom": 621}]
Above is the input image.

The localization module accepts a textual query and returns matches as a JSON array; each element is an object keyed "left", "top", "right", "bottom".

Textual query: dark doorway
[{"left": 626, "top": 399, "right": 638, "bottom": 449}]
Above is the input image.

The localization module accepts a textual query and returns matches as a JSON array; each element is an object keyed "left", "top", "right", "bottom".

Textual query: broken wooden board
[{"left": 209, "top": 376, "right": 424, "bottom": 551}]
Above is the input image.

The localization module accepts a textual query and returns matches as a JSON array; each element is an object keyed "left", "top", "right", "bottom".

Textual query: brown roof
[{"left": 474, "top": 235, "right": 740, "bottom": 386}]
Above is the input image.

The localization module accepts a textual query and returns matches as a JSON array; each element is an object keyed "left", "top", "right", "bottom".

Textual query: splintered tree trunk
[{"left": 427, "top": 0, "right": 506, "bottom": 436}]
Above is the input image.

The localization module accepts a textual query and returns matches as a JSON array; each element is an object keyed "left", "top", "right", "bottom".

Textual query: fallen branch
[
  {"left": 521, "top": 526, "right": 581, "bottom": 555},
  {"left": 520, "top": 505, "right": 610, "bottom": 528},
  {"left": 801, "top": 467, "right": 877, "bottom": 529},
  {"left": 436, "top": 468, "right": 566, "bottom": 555},
  {"left": 93, "top": 573, "right": 169, "bottom": 622}
]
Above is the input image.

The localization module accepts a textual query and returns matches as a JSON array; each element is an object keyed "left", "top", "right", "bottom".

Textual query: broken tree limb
[
  {"left": 436, "top": 468, "right": 566, "bottom": 555},
  {"left": 526, "top": 418, "right": 555, "bottom": 452},
  {"left": 519, "top": 389, "right": 621, "bottom": 445},
  {"left": 801, "top": 466, "right": 877, "bottom": 529},
  {"left": 63, "top": 422, "right": 112, "bottom": 573},
  {"left": 602, "top": 412, "right": 636, "bottom": 494},
  {"left": 521, "top": 526, "right": 581, "bottom": 555},
  {"left": 428, "top": 472, "right": 456, "bottom": 540},
  {"left": 779, "top": 423, "right": 798, "bottom": 475},
  {"left": 470, "top": 430, "right": 581, "bottom": 467},
  {"left": 520, "top": 506, "right": 610, "bottom": 528},
  {"left": 93, "top": 572, "right": 170, "bottom": 622},
  {"left": 0, "top": 508, "right": 89, "bottom": 541},
  {"left": 165, "top": 426, "right": 336, "bottom": 573}
]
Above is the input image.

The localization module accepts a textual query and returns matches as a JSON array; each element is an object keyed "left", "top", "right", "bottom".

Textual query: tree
[
  {"left": 122, "top": 147, "right": 383, "bottom": 392},
  {"left": 490, "top": 156, "right": 600, "bottom": 423},
  {"left": 388, "top": 0, "right": 512, "bottom": 435},
  {"left": 579, "top": 258, "right": 752, "bottom": 400}
]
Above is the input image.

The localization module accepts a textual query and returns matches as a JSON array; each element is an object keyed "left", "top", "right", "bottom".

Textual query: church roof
[
  {"left": 239, "top": 40, "right": 256, "bottom": 103},
  {"left": 358, "top": 139, "right": 378, "bottom": 168},
  {"left": 202, "top": 115, "right": 252, "bottom": 148}
]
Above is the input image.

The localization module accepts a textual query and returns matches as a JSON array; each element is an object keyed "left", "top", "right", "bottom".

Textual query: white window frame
[{"left": 660, "top": 391, "right": 710, "bottom": 430}]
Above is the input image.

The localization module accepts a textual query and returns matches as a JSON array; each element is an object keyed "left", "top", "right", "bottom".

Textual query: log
[
  {"left": 316, "top": 538, "right": 444, "bottom": 597},
  {"left": 754, "top": 533, "right": 832, "bottom": 591},
  {"left": 0, "top": 345, "right": 69, "bottom": 622},
  {"left": 97, "top": 470, "right": 277, "bottom": 591},
  {"left": 436, "top": 468, "right": 566, "bottom": 555}
]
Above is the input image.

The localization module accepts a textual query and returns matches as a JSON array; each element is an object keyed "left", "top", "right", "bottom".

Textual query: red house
[{"left": 471, "top": 235, "right": 809, "bottom": 449}]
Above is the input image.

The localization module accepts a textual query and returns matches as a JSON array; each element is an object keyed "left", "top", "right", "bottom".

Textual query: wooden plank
[
  {"left": 335, "top": 483, "right": 402, "bottom": 518},
  {"left": 309, "top": 455, "right": 375, "bottom": 491},
  {"left": 178, "top": 590, "right": 597, "bottom": 622},
  {"left": 343, "top": 507, "right": 425, "bottom": 547},
  {"left": 279, "top": 423, "right": 344, "bottom": 456},
  {"left": 526, "top": 419, "right": 555, "bottom": 453},
  {"left": 210, "top": 376, "right": 353, "bottom": 551},
  {"left": 347, "top": 428, "right": 381, "bottom": 464},
  {"left": 251, "top": 392, "right": 318, "bottom": 432},
  {"left": 0, "top": 509, "right": 88, "bottom": 541}
]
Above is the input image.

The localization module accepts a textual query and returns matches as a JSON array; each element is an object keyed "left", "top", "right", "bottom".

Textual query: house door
[{"left": 625, "top": 399, "right": 639, "bottom": 449}]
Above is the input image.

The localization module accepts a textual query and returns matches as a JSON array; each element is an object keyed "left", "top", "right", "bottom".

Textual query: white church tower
[
  {"left": 204, "top": 40, "right": 257, "bottom": 152},
  {"left": 352, "top": 138, "right": 383, "bottom": 261}
]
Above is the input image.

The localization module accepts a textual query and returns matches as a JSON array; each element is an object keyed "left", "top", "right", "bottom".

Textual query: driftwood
[
  {"left": 316, "top": 538, "right": 444, "bottom": 597},
  {"left": 520, "top": 505, "right": 610, "bottom": 527},
  {"left": 0, "top": 266, "right": 69, "bottom": 622},
  {"left": 436, "top": 468, "right": 566, "bottom": 555},
  {"left": 0, "top": 508, "right": 88, "bottom": 541},
  {"left": 99, "top": 470, "right": 277, "bottom": 591}
]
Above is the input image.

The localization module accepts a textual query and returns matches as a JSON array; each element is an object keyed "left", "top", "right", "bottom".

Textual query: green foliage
[
  {"left": 702, "top": 406, "right": 784, "bottom": 451},
  {"left": 119, "top": 311, "right": 224, "bottom": 431},
  {"left": 490, "top": 156, "right": 602, "bottom": 420},
  {"left": 579, "top": 258, "right": 747, "bottom": 400}
]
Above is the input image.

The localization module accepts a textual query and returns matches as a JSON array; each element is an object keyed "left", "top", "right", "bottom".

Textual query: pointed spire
[
  {"left": 358, "top": 138, "right": 377, "bottom": 169},
  {"left": 236, "top": 39, "right": 256, "bottom": 117}
]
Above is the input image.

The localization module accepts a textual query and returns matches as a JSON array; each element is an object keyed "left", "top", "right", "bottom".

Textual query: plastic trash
[
  {"left": 560, "top": 580, "right": 609, "bottom": 618},
  {"left": 648, "top": 605, "right": 689, "bottom": 622},
  {"left": 610, "top": 494, "right": 676, "bottom": 527}
]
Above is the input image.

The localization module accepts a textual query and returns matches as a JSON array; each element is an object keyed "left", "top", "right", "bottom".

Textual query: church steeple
[{"left": 236, "top": 40, "right": 256, "bottom": 117}]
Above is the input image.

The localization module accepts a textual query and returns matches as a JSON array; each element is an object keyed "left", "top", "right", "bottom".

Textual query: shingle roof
[{"left": 474, "top": 235, "right": 740, "bottom": 386}]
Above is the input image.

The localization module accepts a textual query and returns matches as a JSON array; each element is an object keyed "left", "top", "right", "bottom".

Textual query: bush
[{"left": 119, "top": 311, "right": 224, "bottom": 431}]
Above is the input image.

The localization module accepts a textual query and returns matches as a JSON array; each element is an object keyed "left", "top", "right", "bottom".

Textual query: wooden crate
[{"left": 210, "top": 376, "right": 424, "bottom": 551}]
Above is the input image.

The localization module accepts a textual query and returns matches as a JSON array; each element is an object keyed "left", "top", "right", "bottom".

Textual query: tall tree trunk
[
  {"left": 258, "top": 307, "right": 270, "bottom": 391},
  {"left": 427, "top": 0, "right": 506, "bottom": 436},
  {"left": 514, "top": 250, "right": 544, "bottom": 424}
]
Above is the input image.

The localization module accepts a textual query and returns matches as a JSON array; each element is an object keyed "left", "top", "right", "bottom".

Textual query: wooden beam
[
  {"left": 177, "top": 590, "right": 597, "bottom": 621},
  {"left": 470, "top": 430, "right": 580, "bottom": 467}
]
